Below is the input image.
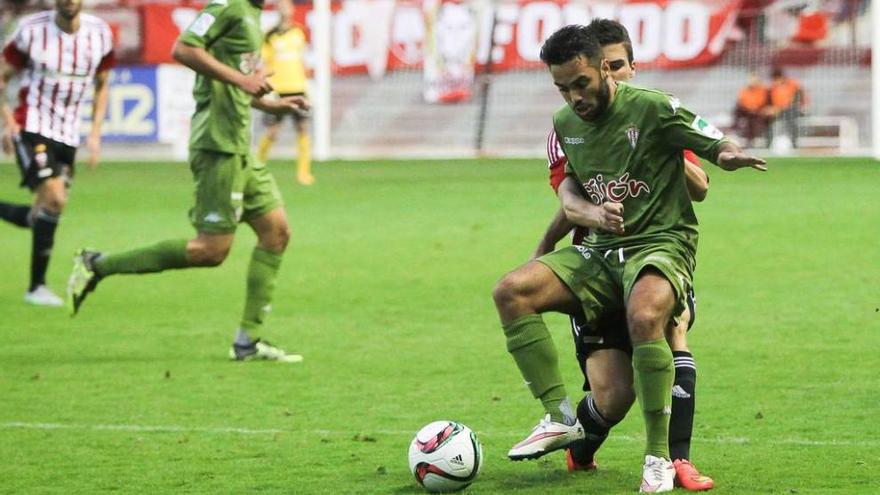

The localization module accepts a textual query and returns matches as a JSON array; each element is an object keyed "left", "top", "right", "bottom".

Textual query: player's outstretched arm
[
  {"left": 252, "top": 95, "right": 310, "bottom": 115},
  {"left": 558, "top": 176, "right": 624, "bottom": 234},
  {"left": 532, "top": 207, "right": 574, "bottom": 259},
  {"left": 715, "top": 141, "right": 767, "bottom": 172},
  {"left": 172, "top": 41, "right": 273, "bottom": 97}
]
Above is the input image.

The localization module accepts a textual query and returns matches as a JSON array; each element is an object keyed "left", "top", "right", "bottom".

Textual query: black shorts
[
  {"left": 261, "top": 92, "right": 309, "bottom": 126},
  {"left": 571, "top": 287, "right": 697, "bottom": 391},
  {"left": 14, "top": 132, "right": 77, "bottom": 190}
]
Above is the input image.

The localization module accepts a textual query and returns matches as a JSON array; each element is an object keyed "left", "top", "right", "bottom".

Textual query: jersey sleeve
[
  {"left": 95, "top": 23, "right": 116, "bottom": 72},
  {"left": 547, "top": 129, "right": 567, "bottom": 193},
  {"left": 658, "top": 94, "right": 729, "bottom": 164},
  {"left": 2, "top": 25, "right": 29, "bottom": 70},
  {"left": 178, "top": 1, "right": 237, "bottom": 49}
]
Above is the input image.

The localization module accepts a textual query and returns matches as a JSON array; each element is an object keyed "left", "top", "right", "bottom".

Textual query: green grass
[{"left": 0, "top": 157, "right": 878, "bottom": 494}]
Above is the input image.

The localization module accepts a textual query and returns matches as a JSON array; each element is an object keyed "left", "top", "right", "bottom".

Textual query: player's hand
[
  {"left": 278, "top": 95, "right": 310, "bottom": 115},
  {"left": 717, "top": 151, "right": 767, "bottom": 171},
  {"left": 1, "top": 122, "right": 20, "bottom": 155},
  {"left": 86, "top": 132, "right": 101, "bottom": 169},
  {"left": 595, "top": 202, "right": 625, "bottom": 234},
  {"left": 237, "top": 68, "right": 274, "bottom": 98}
]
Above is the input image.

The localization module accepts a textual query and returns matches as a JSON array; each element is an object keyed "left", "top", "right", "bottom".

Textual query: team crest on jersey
[
  {"left": 624, "top": 124, "right": 639, "bottom": 150},
  {"left": 583, "top": 172, "right": 650, "bottom": 204}
]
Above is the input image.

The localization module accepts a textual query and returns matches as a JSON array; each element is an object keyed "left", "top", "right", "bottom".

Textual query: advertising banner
[{"left": 139, "top": 0, "right": 742, "bottom": 72}]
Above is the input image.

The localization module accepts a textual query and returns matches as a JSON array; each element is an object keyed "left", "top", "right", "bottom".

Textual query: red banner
[{"left": 139, "top": 0, "right": 742, "bottom": 72}]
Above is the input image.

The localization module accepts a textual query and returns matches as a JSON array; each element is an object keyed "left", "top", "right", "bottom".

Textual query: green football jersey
[
  {"left": 553, "top": 82, "right": 729, "bottom": 262},
  {"left": 178, "top": 0, "right": 263, "bottom": 154}
]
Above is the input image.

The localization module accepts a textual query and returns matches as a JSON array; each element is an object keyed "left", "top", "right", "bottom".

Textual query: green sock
[
  {"left": 94, "top": 239, "right": 189, "bottom": 276},
  {"left": 632, "top": 338, "right": 674, "bottom": 459},
  {"left": 240, "top": 247, "right": 283, "bottom": 332},
  {"left": 503, "top": 314, "right": 570, "bottom": 423}
]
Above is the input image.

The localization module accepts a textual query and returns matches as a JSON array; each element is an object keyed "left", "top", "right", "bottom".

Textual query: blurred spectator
[
  {"left": 733, "top": 73, "right": 770, "bottom": 148},
  {"left": 766, "top": 66, "right": 807, "bottom": 148}
]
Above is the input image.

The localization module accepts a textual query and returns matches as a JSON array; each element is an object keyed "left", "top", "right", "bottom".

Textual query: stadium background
[
  {"left": 1, "top": 1, "right": 878, "bottom": 494},
  {"left": 2, "top": 0, "right": 876, "bottom": 159}
]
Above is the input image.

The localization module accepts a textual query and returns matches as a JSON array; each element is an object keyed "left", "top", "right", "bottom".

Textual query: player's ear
[{"left": 600, "top": 58, "right": 610, "bottom": 79}]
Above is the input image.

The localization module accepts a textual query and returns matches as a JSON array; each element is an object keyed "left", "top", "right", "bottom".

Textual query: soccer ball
[{"left": 408, "top": 421, "right": 482, "bottom": 493}]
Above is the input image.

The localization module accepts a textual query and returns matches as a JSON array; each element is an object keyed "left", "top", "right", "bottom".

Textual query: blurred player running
[
  {"left": 0, "top": 0, "right": 113, "bottom": 306},
  {"left": 535, "top": 20, "right": 714, "bottom": 491},
  {"left": 67, "top": 0, "right": 308, "bottom": 362},
  {"left": 255, "top": 0, "right": 313, "bottom": 185}
]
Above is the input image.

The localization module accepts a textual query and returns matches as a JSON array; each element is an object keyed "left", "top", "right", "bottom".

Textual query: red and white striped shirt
[{"left": 2, "top": 11, "right": 115, "bottom": 147}]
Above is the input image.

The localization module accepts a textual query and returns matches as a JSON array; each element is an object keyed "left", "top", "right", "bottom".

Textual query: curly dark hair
[{"left": 539, "top": 24, "right": 602, "bottom": 67}]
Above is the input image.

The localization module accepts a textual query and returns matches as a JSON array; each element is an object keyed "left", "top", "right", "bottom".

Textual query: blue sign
[{"left": 80, "top": 65, "right": 159, "bottom": 143}]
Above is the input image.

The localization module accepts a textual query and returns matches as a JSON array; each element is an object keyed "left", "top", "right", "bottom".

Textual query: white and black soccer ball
[{"left": 408, "top": 421, "right": 482, "bottom": 493}]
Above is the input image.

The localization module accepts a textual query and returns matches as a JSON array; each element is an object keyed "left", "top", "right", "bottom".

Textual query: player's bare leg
[
  {"left": 567, "top": 348, "right": 634, "bottom": 471},
  {"left": 627, "top": 268, "right": 677, "bottom": 493},
  {"left": 22, "top": 177, "right": 67, "bottom": 306},
  {"left": 229, "top": 207, "right": 301, "bottom": 363},
  {"left": 493, "top": 261, "right": 585, "bottom": 460},
  {"left": 666, "top": 307, "right": 714, "bottom": 491}
]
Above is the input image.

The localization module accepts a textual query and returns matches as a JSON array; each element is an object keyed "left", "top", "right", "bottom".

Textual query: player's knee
[
  {"left": 628, "top": 306, "right": 667, "bottom": 341},
  {"left": 259, "top": 221, "right": 291, "bottom": 253},
  {"left": 492, "top": 272, "right": 527, "bottom": 311}
]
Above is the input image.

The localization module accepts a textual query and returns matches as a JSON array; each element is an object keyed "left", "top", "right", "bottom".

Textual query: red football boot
[
  {"left": 673, "top": 459, "right": 714, "bottom": 491},
  {"left": 565, "top": 448, "right": 598, "bottom": 472}
]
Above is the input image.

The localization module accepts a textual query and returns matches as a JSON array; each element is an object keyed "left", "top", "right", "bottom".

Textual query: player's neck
[{"left": 55, "top": 13, "right": 80, "bottom": 34}]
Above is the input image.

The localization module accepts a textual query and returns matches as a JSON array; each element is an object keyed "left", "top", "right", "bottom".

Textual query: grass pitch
[{"left": 0, "top": 157, "right": 877, "bottom": 494}]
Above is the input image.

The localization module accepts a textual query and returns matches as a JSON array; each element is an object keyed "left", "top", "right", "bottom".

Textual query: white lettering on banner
[
  {"left": 390, "top": 5, "right": 424, "bottom": 65},
  {"left": 106, "top": 85, "right": 155, "bottom": 135},
  {"left": 562, "top": 4, "right": 589, "bottom": 26},
  {"left": 517, "top": 2, "right": 563, "bottom": 62},
  {"left": 332, "top": 5, "right": 369, "bottom": 66},
  {"left": 620, "top": 2, "right": 663, "bottom": 62},
  {"left": 663, "top": 2, "right": 709, "bottom": 61}
]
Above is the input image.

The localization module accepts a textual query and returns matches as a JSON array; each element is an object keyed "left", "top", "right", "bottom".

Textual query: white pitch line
[
  {"left": 0, "top": 422, "right": 284, "bottom": 435},
  {"left": 2, "top": 422, "right": 877, "bottom": 448}
]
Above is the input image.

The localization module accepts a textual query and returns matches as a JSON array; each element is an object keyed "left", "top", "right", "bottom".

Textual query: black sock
[
  {"left": 30, "top": 208, "right": 59, "bottom": 291},
  {"left": 670, "top": 351, "right": 696, "bottom": 461},
  {"left": 0, "top": 201, "right": 31, "bottom": 228},
  {"left": 569, "top": 395, "right": 620, "bottom": 464}
]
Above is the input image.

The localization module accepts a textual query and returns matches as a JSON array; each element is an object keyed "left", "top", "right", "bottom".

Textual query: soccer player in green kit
[
  {"left": 67, "top": 0, "right": 308, "bottom": 362},
  {"left": 492, "top": 25, "right": 766, "bottom": 492}
]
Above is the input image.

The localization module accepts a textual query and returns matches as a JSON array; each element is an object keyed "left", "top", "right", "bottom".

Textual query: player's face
[
  {"left": 55, "top": 0, "right": 82, "bottom": 21},
  {"left": 550, "top": 55, "right": 612, "bottom": 121},
  {"left": 601, "top": 43, "right": 634, "bottom": 82}
]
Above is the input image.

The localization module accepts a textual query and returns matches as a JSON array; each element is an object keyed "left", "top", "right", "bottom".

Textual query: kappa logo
[
  {"left": 203, "top": 212, "right": 223, "bottom": 223},
  {"left": 574, "top": 245, "right": 592, "bottom": 259},
  {"left": 564, "top": 136, "right": 585, "bottom": 145},
  {"left": 668, "top": 96, "right": 681, "bottom": 114},
  {"left": 625, "top": 124, "right": 639, "bottom": 149}
]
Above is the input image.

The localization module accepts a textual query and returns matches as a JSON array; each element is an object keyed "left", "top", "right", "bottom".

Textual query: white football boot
[
  {"left": 640, "top": 454, "right": 675, "bottom": 493},
  {"left": 24, "top": 285, "right": 64, "bottom": 307},
  {"left": 507, "top": 414, "right": 584, "bottom": 461}
]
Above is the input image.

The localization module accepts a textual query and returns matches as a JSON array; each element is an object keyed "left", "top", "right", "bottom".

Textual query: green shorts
[
  {"left": 188, "top": 150, "right": 283, "bottom": 234},
  {"left": 537, "top": 243, "right": 693, "bottom": 326}
]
